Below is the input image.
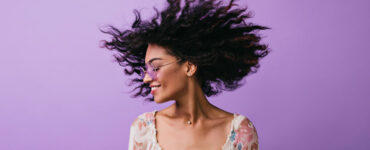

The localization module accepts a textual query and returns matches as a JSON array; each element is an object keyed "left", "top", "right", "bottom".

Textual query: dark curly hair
[{"left": 100, "top": 0, "right": 271, "bottom": 102}]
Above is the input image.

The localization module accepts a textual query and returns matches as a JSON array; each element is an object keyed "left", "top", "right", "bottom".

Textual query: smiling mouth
[
  {"left": 151, "top": 86, "right": 160, "bottom": 94},
  {"left": 151, "top": 85, "right": 160, "bottom": 90}
]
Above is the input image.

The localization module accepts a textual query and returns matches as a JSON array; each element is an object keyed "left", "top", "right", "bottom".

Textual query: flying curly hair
[{"left": 100, "top": 0, "right": 271, "bottom": 102}]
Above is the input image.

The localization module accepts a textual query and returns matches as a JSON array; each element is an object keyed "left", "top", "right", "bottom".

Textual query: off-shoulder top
[{"left": 128, "top": 110, "right": 259, "bottom": 150}]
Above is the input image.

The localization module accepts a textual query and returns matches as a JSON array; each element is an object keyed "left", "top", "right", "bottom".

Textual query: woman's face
[{"left": 143, "top": 44, "right": 189, "bottom": 103}]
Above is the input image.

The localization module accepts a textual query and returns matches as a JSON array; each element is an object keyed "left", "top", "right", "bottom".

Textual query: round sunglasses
[{"left": 139, "top": 59, "right": 181, "bottom": 80}]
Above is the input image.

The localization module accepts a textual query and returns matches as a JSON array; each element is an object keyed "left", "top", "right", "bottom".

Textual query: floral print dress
[{"left": 128, "top": 110, "right": 259, "bottom": 150}]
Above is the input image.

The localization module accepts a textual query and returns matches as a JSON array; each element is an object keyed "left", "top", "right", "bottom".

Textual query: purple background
[{"left": 1, "top": 0, "right": 369, "bottom": 149}]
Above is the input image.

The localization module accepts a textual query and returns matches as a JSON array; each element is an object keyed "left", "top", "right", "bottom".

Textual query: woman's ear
[{"left": 185, "top": 61, "right": 197, "bottom": 77}]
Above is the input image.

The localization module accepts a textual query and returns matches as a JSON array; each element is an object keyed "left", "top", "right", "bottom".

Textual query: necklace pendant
[{"left": 187, "top": 120, "right": 192, "bottom": 125}]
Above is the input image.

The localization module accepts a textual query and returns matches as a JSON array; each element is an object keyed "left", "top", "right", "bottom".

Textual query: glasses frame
[{"left": 140, "top": 59, "right": 181, "bottom": 80}]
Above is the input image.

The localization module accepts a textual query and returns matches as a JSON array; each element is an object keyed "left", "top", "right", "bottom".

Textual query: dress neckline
[{"left": 151, "top": 110, "right": 237, "bottom": 150}]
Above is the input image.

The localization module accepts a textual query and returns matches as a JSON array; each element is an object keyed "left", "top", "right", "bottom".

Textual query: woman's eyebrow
[{"left": 147, "top": 57, "right": 163, "bottom": 64}]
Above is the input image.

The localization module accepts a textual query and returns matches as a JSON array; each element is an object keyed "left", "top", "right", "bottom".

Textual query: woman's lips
[{"left": 151, "top": 86, "right": 160, "bottom": 94}]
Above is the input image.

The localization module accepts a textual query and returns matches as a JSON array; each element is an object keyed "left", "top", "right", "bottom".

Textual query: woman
[{"left": 101, "top": 0, "right": 270, "bottom": 149}]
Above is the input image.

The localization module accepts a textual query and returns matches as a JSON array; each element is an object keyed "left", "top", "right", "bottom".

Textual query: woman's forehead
[{"left": 145, "top": 44, "right": 173, "bottom": 64}]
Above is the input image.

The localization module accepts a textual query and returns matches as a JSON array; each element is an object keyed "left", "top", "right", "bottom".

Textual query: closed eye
[{"left": 152, "top": 67, "right": 160, "bottom": 72}]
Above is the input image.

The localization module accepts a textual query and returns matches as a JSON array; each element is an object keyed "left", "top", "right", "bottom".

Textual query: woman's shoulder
[
  {"left": 128, "top": 111, "right": 158, "bottom": 149},
  {"left": 131, "top": 110, "right": 156, "bottom": 128},
  {"left": 233, "top": 113, "right": 257, "bottom": 130},
  {"left": 229, "top": 113, "right": 259, "bottom": 150}
]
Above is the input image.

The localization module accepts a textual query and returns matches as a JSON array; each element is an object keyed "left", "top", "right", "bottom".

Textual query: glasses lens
[{"left": 140, "top": 64, "right": 157, "bottom": 80}]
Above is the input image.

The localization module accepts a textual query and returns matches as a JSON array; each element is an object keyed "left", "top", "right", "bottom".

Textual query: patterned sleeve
[
  {"left": 234, "top": 117, "right": 259, "bottom": 150},
  {"left": 128, "top": 118, "right": 140, "bottom": 150},
  {"left": 128, "top": 113, "right": 154, "bottom": 150},
  {"left": 128, "top": 116, "right": 147, "bottom": 150}
]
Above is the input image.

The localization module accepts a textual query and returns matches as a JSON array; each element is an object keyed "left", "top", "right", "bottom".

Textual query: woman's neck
[{"left": 168, "top": 80, "right": 216, "bottom": 125}]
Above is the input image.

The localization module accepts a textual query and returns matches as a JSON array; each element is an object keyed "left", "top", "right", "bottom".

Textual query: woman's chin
[
  {"left": 154, "top": 96, "right": 169, "bottom": 104},
  {"left": 154, "top": 98, "right": 164, "bottom": 103}
]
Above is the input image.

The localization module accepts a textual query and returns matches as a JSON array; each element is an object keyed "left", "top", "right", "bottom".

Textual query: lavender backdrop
[{"left": 1, "top": 0, "right": 369, "bottom": 149}]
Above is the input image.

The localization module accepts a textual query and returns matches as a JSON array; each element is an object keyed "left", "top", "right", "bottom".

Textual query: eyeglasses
[{"left": 139, "top": 59, "right": 181, "bottom": 80}]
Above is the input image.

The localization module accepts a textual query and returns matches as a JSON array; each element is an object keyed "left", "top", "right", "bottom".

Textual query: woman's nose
[{"left": 143, "top": 72, "right": 153, "bottom": 83}]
